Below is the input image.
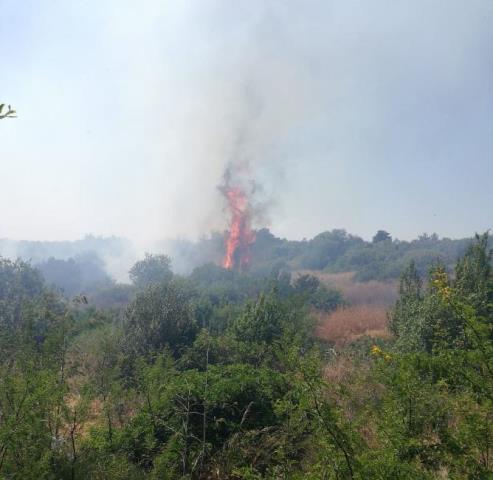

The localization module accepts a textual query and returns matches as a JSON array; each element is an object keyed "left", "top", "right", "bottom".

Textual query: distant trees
[
  {"left": 328, "top": 231, "right": 472, "bottom": 281},
  {"left": 129, "top": 253, "right": 173, "bottom": 288},
  {"left": 293, "top": 274, "right": 344, "bottom": 311},
  {"left": 164, "top": 227, "right": 477, "bottom": 283},
  {"left": 372, "top": 229, "right": 391, "bottom": 243},
  {"left": 37, "top": 252, "right": 112, "bottom": 297},
  {"left": 1, "top": 229, "right": 479, "bottom": 286},
  {"left": 299, "top": 229, "right": 363, "bottom": 270},
  {"left": 38, "top": 257, "right": 81, "bottom": 295}
]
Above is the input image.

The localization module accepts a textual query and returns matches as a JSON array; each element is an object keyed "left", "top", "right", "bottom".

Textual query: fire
[{"left": 222, "top": 186, "right": 255, "bottom": 270}]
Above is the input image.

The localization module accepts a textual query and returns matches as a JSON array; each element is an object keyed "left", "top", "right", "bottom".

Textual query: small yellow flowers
[
  {"left": 431, "top": 271, "right": 453, "bottom": 301},
  {"left": 371, "top": 345, "right": 392, "bottom": 361},
  {"left": 371, "top": 345, "right": 382, "bottom": 356}
]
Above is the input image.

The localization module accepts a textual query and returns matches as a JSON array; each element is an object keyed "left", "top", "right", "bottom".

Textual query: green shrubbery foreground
[{"left": 0, "top": 234, "right": 492, "bottom": 478}]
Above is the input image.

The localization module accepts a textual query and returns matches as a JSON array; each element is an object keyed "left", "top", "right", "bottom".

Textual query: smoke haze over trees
[
  {"left": 2, "top": 0, "right": 493, "bottom": 478},
  {"left": 0, "top": 228, "right": 483, "bottom": 310},
  {"left": 1, "top": 1, "right": 492, "bottom": 244}
]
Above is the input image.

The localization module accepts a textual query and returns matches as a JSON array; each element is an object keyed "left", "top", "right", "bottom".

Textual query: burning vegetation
[
  {"left": 221, "top": 185, "right": 256, "bottom": 270},
  {"left": 219, "top": 160, "right": 258, "bottom": 271}
]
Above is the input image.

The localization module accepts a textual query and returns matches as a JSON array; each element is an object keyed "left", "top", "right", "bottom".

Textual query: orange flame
[{"left": 222, "top": 186, "right": 255, "bottom": 270}]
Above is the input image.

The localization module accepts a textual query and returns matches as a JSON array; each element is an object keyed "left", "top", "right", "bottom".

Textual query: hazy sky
[{"left": 1, "top": 0, "right": 492, "bottom": 244}]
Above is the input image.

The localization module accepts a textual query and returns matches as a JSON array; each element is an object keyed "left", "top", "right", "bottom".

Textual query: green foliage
[
  {"left": 293, "top": 274, "right": 344, "bottom": 312},
  {"left": 231, "top": 292, "right": 290, "bottom": 344},
  {"left": 370, "top": 233, "right": 493, "bottom": 478},
  {"left": 129, "top": 254, "right": 173, "bottom": 288},
  {"left": 89, "top": 282, "right": 136, "bottom": 309},
  {"left": 0, "top": 363, "right": 59, "bottom": 478},
  {"left": 0, "top": 257, "right": 47, "bottom": 353},
  {"left": 455, "top": 232, "right": 492, "bottom": 315},
  {"left": 299, "top": 229, "right": 364, "bottom": 270},
  {"left": 0, "top": 233, "right": 492, "bottom": 478},
  {"left": 123, "top": 281, "right": 198, "bottom": 359},
  {"left": 372, "top": 230, "right": 392, "bottom": 243},
  {"left": 391, "top": 234, "right": 492, "bottom": 354},
  {"left": 171, "top": 228, "right": 477, "bottom": 283}
]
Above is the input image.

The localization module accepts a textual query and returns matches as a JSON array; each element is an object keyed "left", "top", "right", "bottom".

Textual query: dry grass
[
  {"left": 322, "top": 353, "right": 384, "bottom": 447},
  {"left": 296, "top": 270, "right": 399, "bottom": 306},
  {"left": 315, "top": 304, "right": 390, "bottom": 347}
]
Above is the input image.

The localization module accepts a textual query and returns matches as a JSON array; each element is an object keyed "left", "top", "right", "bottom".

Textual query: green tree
[
  {"left": 123, "top": 281, "right": 197, "bottom": 359},
  {"left": 389, "top": 260, "right": 423, "bottom": 349},
  {"left": 129, "top": 254, "right": 173, "bottom": 288},
  {"left": 231, "top": 291, "right": 288, "bottom": 345},
  {"left": 372, "top": 230, "right": 392, "bottom": 243},
  {"left": 455, "top": 232, "right": 492, "bottom": 316},
  {"left": 293, "top": 274, "right": 343, "bottom": 312},
  {"left": 0, "top": 257, "right": 46, "bottom": 353}
]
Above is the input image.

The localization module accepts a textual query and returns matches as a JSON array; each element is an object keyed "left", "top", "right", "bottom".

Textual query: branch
[{"left": 0, "top": 104, "right": 16, "bottom": 119}]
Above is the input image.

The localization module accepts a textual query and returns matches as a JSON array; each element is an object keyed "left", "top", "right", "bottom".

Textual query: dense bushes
[
  {"left": 0, "top": 233, "right": 492, "bottom": 478},
  {"left": 123, "top": 281, "right": 198, "bottom": 359}
]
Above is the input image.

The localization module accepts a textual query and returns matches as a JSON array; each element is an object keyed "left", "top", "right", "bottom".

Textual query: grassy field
[{"left": 296, "top": 270, "right": 397, "bottom": 347}]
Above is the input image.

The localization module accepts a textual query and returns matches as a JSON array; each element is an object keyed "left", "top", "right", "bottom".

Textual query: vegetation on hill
[
  {"left": 0, "top": 231, "right": 492, "bottom": 478},
  {"left": 167, "top": 228, "right": 478, "bottom": 281},
  {"left": 0, "top": 229, "right": 479, "bottom": 299}
]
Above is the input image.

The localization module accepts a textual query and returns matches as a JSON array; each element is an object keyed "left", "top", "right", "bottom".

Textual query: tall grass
[{"left": 315, "top": 304, "right": 390, "bottom": 347}]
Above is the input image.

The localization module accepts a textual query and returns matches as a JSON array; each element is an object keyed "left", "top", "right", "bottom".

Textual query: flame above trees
[{"left": 221, "top": 185, "right": 255, "bottom": 270}]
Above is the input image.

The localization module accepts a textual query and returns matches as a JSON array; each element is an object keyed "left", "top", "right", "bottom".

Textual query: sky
[{"left": 1, "top": 0, "right": 492, "bottom": 246}]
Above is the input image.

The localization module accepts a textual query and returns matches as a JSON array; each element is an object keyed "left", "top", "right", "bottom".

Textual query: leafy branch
[{"left": 0, "top": 104, "right": 16, "bottom": 119}]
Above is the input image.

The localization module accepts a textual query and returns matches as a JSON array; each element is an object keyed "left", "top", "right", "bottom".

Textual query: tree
[
  {"left": 300, "top": 229, "right": 363, "bottom": 270},
  {"left": 37, "top": 257, "right": 82, "bottom": 296},
  {"left": 37, "top": 252, "right": 112, "bottom": 297},
  {"left": 231, "top": 292, "right": 288, "bottom": 345},
  {"left": 454, "top": 232, "right": 492, "bottom": 316},
  {"left": 0, "top": 257, "right": 45, "bottom": 342},
  {"left": 391, "top": 234, "right": 493, "bottom": 354},
  {"left": 389, "top": 260, "right": 422, "bottom": 340},
  {"left": 129, "top": 253, "right": 173, "bottom": 288},
  {"left": 293, "top": 274, "right": 343, "bottom": 312},
  {"left": 123, "top": 281, "right": 197, "bottom": 359},
  {"left": 372, "top": 230, "right": 392, "bottom": 243}
]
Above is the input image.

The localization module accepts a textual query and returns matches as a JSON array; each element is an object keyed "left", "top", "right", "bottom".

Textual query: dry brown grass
[
  {"left": 296, "top": 270, "right": 399, "bottom": 306},
  {"left": 322, "top": 354, "right": 384, "bottom": 447},
  {"left": 315, "top": 304, "right": 390, "bottom": 347}
]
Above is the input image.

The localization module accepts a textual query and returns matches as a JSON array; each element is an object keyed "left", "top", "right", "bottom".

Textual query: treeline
[
  {"left": 165, "top": 228, "right": 477, "bottom": 281},
  {"left": 1, "top": 230, "right": 478, "bottom": 293},
  {"left": 0, "top": 235, "right": 132, "bottom": 264},
  {"left": 0, "top": 235, "right": 135, "bottom": 287},
  {"left": 0, "top": 233, "right": 492, "bottom": 478}
]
